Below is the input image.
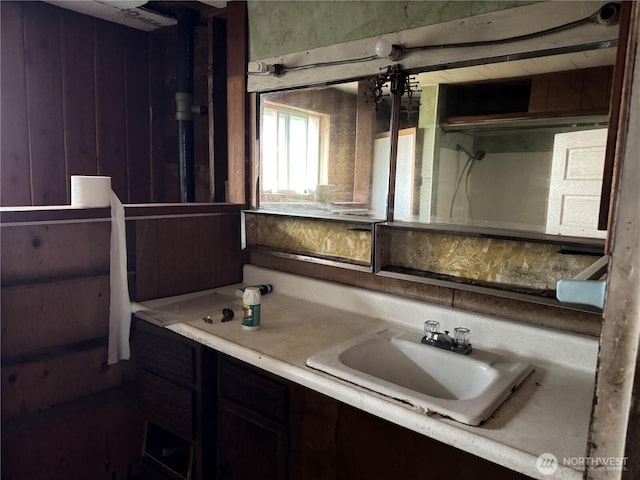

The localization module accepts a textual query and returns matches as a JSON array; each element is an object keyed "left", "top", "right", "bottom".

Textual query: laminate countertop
[{"left": 134, "top": 265, "right": 599, "bottom": 480}]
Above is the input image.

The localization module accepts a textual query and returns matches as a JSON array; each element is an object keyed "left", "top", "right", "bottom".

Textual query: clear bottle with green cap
[{"left": 242, "top": 287, "right": 261, "bottom": 330}]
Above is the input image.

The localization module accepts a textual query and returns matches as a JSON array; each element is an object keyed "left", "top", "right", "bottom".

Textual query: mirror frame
[{"left": 247, "top": 1, "right": 624, "bottom": 307}]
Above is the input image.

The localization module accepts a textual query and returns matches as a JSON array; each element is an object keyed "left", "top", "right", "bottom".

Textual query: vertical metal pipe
[
  {"left": 176, "top": 9, "right": 197, "bottom": 202},
  {"left": 386, "top": 75, "right": 404, "bottom": 223}
]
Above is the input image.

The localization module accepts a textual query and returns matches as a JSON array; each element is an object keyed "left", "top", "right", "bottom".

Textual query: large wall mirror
[
  {"left": 257, "top": 42, "right": 616, "bottom": 242},
  {"left": 258, "top": 78, "right": 393, "bottom": 219},
  {"left": 392, "top": 47, "right": 616, "bottom": 240},
  {"left": 250, "top": 1, "right": 621, "bottom": 302}
]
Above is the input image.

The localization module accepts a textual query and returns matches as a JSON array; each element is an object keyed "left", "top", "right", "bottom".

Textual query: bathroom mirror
[
  {"left": 258, "top": 78, "right": 393, "bottom": 219},
  {"left": 392, "top": 47, "right": 616, "bottom": 240}
]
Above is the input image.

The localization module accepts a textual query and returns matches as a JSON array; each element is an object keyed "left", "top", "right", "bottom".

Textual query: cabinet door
[
  {"left": 217, "top": 400, "right": 287, "bottom": 480},
  {"left": 335, "top": 403, "right": 529, "bottom": 480}
]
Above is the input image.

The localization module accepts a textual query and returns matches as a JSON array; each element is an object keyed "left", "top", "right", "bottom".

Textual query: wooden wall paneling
[
  {"left": 527, "top": 74, "right": 550, "bottom": 113},
  {"left": 149, "top": 27, "right": 178, "bottom": 202},
  {"left": 213, "top": 213, "right": 245, "bottom": 287},
  {"left": 0, "top": 2, "right": 31, "bottom": 206},
  {"left": 581, "top": 66, "right": 613, "bottom": 113},
  {"left": 211, "top": 16, "right": 228, "bottom": 202},
  {"left": 1, "top": 345, "right": 131, "bottom": 420},
  {"left": 95, "top": 20, "right": 128, "bottom": 201},
  {"left": 207, "top": 18, "right": 216, "bottom": 203},
  {"left": 2, "top": 2, "right": 158, "bottom": 206},
  {"left": 157, "top": 217, "right": 199, "bottom": 297},
  {"left": 1, "top": 275, "right": 109, "bottom": 359},
  {"left": 134, "top": 212, "right": 247, "bottom": 300},
  {"left": 1, "top": 388, "right": 142, "bottom": 480},
  {"left": 125, "top": 219, "right": 137, "bottom": 300},
  {"left": 0, "top": 222, "right": 110, "bottom": 284},
  {"left": 133, "top": 219, "right": 159, "bottom": 301},
  {"left": 226, "top": 1, "right": 248, "bottom": 205},
  {"left": 60, "top": 8, "right": 98, "bottom": 196},
  {"left": 124, "top": 28, "right": 152, "bottom": 203},
  {"left": 197, "top": 216, "right": 218, "bottom": 290},
  {"left": 194, "top": 24, "right": 211, "bottom": 202},
  {"left": 22, "top": 2, "right": 67, "bottom": 206}
]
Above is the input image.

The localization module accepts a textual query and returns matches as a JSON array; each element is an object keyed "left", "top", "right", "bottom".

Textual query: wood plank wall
[
  {"left": 226, "top": 1, "right": 248, "bottom": 205},
  {"left": 131, "top": 212, "right": 246, "bottom": 301},
  {"left": 149, "top": 23, "right": 213, "bottom": 203},
  {"left": 1, "top": 220, "right": 140, "bottom": 479},
  {"left": 0, "top": 1, "right": 151, "bottom": 206},
  {"left": 0, "top": 1, "right": 222, "bottom": 207}
]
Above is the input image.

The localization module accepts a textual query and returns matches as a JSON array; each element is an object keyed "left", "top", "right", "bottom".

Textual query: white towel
[{"left": 108, "top": 191, "right": 131, "bottom": 364}]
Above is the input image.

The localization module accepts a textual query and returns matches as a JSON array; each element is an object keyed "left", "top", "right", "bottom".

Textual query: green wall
[{"left": 248, "top": 1, "right": 537, "bottom": 60}]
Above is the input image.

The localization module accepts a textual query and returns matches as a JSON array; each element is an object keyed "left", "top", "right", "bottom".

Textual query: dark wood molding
[
  {"left": 599, "top": 1, "right": 634, "bottom": 235},
  {"left": 226, "top": 0, "right": 248, "bottom": 206},
  {"left": 0, "top": 203, "right": 244, "bottom": 224}
]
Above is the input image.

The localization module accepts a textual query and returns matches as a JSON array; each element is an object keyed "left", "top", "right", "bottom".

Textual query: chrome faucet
[{"left": 421, "top": 321, "right": 472, "bottom": 355}]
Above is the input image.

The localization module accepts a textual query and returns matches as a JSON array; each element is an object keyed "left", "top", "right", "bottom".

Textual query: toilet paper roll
[{"left": 70, "top": 175, "right": 112, "bottom": 208}]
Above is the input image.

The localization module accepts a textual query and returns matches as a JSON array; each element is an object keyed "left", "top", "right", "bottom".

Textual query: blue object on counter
[{"left": 556, "top": 280, "right": 607, "bottom": 309}]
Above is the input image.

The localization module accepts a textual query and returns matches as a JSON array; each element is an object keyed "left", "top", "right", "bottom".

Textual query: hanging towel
[{"left": 70, "top": 176, "right": 131, "bottom": 365}]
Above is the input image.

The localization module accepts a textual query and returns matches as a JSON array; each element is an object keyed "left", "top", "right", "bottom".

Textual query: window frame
[{"left": 260, "top": 100, "right": 330, "bottom": 196}]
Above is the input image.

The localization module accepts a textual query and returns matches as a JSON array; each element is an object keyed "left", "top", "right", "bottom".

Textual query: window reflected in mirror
[
  {"left": 258, "top": 80, "right": 393, "bottom": 219},
  {"left": 393, "top": 48, "right": 615, "bottom": 239},
  {"left": 256, "top": 47, "right": 615, "bottom": 240}
]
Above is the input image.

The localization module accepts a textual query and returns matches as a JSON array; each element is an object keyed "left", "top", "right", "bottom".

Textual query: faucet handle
[
  {"left": 454, "top": 327, "right": 471, "bottom": 348},
  {"left": 424, "top": 320, "right": 440, "bottom": 335}
]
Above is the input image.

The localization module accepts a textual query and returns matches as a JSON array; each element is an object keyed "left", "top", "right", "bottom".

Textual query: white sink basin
[{"left": 306, "top": 327, "right": 534, "bottom": 426}]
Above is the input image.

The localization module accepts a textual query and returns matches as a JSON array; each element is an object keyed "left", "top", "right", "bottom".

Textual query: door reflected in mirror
[
  {"left": 393, "top": 49, "right": 615, "bottom": 239},
  {"left": 259, "top": 80, "right": 393, "bottom": 219},
  {"left": 257, "top": 47, "right": 615, "bottom": 239}
]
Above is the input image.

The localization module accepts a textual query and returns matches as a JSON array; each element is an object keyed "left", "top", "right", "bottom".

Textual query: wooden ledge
[{"left": 0, "top": 203, "right": 245, "bottom": 224}]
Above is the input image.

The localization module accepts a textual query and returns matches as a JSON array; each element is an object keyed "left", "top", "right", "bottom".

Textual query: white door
[
  {"left": 546, "top": 128, "right": 607, "bottom": 238},
  {"left": 371, "top": 129, "right": 415, "bottom": 220},
  {"left": 371, "top": 135, "right": 390, "bottom": 219},
  {"left": 394, "top": 128, "right": 416, "bottom": 221}
]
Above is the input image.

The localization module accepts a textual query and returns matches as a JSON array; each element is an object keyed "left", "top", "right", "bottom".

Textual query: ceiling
[{"left": 45, "top": 0, "right": 227, "bottom": 31}]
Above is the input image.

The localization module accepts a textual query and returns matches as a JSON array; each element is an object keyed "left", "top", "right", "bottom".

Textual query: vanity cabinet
[
  {"left": 217, "top": 355, "right": 288, "bottom": 480},
  {"left": 132, "top": 320, "right": 216, "bottom": 480},
  {"left": 216, "top": 354, "right": 530, "bottom": 480},
  {"left": 133, "top": 326, "right": 531, "bottom": 480}
]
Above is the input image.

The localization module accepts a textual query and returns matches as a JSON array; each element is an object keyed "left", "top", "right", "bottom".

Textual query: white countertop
[{"left": 135, "top": 265, "right": 598, "bottom": 480}]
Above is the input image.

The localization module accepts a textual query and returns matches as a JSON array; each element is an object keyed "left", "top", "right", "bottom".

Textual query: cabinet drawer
[
  {"left": 219, "top": 357, "right": 287, "bottom": 424},
  {"left": 139, "top": 370, "right": 194, "bottom": 441},
  {"left": 135, "top": 326, "right": 195, "bottom": 387}
]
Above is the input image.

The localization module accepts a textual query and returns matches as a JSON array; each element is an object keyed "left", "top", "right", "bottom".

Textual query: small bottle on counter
[{"left": 242, "top": 287, "right": 261, "bottom": 331}]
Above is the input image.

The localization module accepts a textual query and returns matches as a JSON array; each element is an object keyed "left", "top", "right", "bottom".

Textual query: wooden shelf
[{"left": 441, "top": 66, "right": 613, "bottom": 128}]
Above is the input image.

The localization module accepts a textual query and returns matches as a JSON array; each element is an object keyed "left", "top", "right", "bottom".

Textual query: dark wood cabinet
[
  {"left": 133, "top": 320, "right": 216, "bottom": 480},
  {"left": 217, "top": 356, "right": 288, "bottom": 480},
  {"left": 529, "top": 66, "right": 613, "bottom": 115},
  {"left": 334, "top": 403, "right": 530, "bottom": 480},
  {"left": 218, "top": 401, "right": 288, "bottom": 480},
  {"left": 134, "top": 331, "right": 530, "bottom": 480},
  {"left": 217, "top": 354, "right": 530, "bottom": 480},
  {"left": 442, "top": 65, "right": 613, "bottom": 125}
]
